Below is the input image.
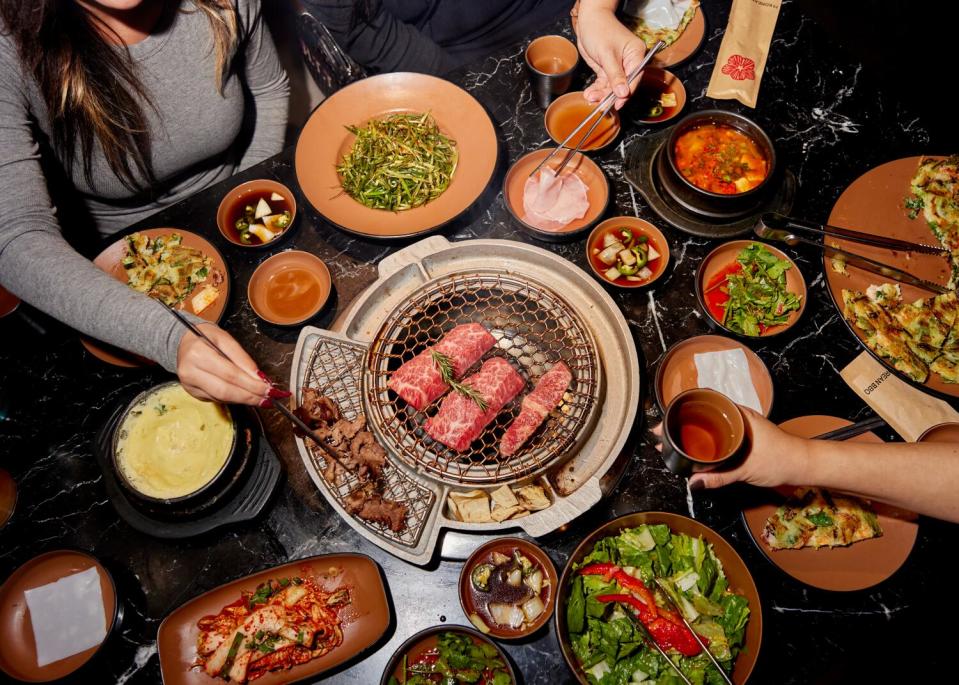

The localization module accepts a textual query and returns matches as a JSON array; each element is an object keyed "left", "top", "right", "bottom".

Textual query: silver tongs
[
  {"left": 653, "top": 580, "right": 734, "bottom": 685},
  {"left": 617, "top": 602, "right": 694, "bottom": 685},
  {"left": 762, "top": 212, "right": 947, "bottom": 256},
  {"left": 529, "top": 40, "right": 667, "bottom": 178},
  {"left": 755, "top": 220, "right": 951, "bottom": 295}
]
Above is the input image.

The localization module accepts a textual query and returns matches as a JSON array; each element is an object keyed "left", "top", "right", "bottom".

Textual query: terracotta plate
[
  {"left": 0, "top": 551, "right": 118, "bottom": 682},
  {"left": 918, "top": 421, "right": 959, "bottom": 443},
  {"left": 649, "top": 6, "right": 706, "bottom": 69},
  {"left": 741, "top": 415, "right": 919, "bottom": 592},
  {"left": 825, "top": 156, "right": 957, "bottom": 398},
  {"left": 655, "top": 334, "right": 774, "bottom": 415},
  {"left": 696, "top": 239, "right": 807, "bottom": 338},
  {"left": 81, "top": 228, "right": 230, "bottom": 367},
  {"left": 504, "top": 149, "right": 609, "bottom": 241},
  {"left": 157, "top": 553, "right": 389, "bottom": 685},
  {"left": 247, "top": 250, "right": 332, "bottom": 326},
  {"left": 556, "top": 512, "right": 762, "bottom": 685},
  {"left": 295, "top": 72, "right": 497, "bottom": 239},
  {"left": 458, "top": 537, "right": 558, "bottom": 640}
]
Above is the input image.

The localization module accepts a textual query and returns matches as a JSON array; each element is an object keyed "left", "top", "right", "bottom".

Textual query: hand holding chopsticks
[
  {"left": 529, "top": 40, "right": 667, "bottom": 179},
  {"left": 159, "top": 302, "right": 281, "bottom": 407},
  {"left": 159, "top": 302, "right": 357, "bottom": 474}
]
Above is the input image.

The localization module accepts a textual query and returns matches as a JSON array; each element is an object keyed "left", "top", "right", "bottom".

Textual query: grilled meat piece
[
  {"left": 295, "top": 388, "right": 342, "bottom": 427},
  {"left": 343, "top": 483, "right": 408, "bottom": 532}
]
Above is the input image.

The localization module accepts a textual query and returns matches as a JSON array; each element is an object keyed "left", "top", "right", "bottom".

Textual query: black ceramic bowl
[
  {"left": 110, "top": 382, "right": 254, "bottom": 516},
  {"left": 379, "top": 625, "right": 518, "bottom": 684},
  {"left": 657, "top": 109, "right": 777, "bottom": 219}
]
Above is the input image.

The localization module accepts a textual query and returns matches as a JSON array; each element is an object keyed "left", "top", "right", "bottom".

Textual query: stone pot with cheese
[{"left": 112, "top": 382, "right": 238, "bottom": 505}]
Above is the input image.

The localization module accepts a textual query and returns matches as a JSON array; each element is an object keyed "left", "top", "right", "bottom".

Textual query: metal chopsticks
[
  {"left": 157, "top": 302, "right": 355, "bottom": 473},
  {"left": 652, "top": 580, "right": 734, "bottom": 685},
  {"left": 617, "top": 603, "right": 694, "bottom": 685},
  {"left": 762, "top": 212, "right": 948, "bottom": 257},
  {"left": 529, "top": 40, "right": 667, "bottom": 178},
  {"left": 811, "top": 415, "right": 886, "bottom": 441}
]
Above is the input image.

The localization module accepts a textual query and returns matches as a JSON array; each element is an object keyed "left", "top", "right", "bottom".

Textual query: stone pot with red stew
[{"left": 658, "top": 110, "right": 777, "bottom": 219}]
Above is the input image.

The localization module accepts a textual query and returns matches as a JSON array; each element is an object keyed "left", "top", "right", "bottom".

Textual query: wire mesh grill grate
[
  {"left": 364, "top": 272, "right": 601, "bottom": 486},
  {"left": 302, "top": 335, "right": 434, "bottom": 547}
]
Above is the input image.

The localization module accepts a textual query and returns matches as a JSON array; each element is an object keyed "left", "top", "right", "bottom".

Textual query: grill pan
[{"left": 291, "top": 237, "right": 640, "bottom": 565}]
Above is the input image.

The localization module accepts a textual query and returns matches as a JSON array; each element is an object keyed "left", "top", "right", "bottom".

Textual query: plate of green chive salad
[
  {"left": 557, "top": 512, "right": 762, "bottom": 685},
  {"left": 698, "top": 241, "right": 806, "bottom": 338},
  {"left": 382, "top": 627, "right": 515, "bottom": 685},
  {"left": 295, "top": 72, "right": 497, "bottom": 239},
  {"left": 338, "top": 112, "right": 458, "bottom": 212}
]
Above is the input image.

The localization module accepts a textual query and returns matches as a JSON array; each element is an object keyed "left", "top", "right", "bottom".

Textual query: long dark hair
[{"left": 0, "top": 0, "right": 237, "bottom": 191}]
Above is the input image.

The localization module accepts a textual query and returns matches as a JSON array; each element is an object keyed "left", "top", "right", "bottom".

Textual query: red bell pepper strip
[
  {"left": 580, "top": 564, "right": 658, "bottom": 618},
  {"left": 597, "top": 594, "right": 702, "bottom": 657}
]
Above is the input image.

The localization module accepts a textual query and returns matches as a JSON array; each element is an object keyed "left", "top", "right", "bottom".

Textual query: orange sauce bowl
[
  {"left": 545, "top": 91, "right": 621, "bottom": 152},
  {"left": 217, "top": 179, "right": 297, "bottom": 249},
  {"left": 247, "top": 250, "right": 332, "bottom": 326}
]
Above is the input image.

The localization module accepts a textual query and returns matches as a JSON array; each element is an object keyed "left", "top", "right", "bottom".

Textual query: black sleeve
[{"left": 302, "top": 0, "right": 455, "bottom": 75}]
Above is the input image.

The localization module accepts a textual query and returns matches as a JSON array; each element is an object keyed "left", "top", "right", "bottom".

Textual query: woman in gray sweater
[{"left": 0, "top": 0, "right": 289, "bottom": 406}]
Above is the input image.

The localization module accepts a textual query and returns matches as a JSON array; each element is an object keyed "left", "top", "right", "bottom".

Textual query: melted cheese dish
[{"left": 116, "top": 384, "right": 234, "bottom": 500}]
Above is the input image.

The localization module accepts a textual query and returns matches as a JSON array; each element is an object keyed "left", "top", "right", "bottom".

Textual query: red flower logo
[{"left": 721, "top": 54, "right": 756, "bottom": 81}]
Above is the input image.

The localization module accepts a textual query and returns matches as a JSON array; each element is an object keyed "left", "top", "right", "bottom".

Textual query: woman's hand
[
  {"left": 573, "top": 1, "right": 648, "bottom": 110},
  {"left": 176, "top": 323, "right": 282, "bottom": 406},
  {"left": 652, "top": 408, "right": 813, "bottom": 489}
]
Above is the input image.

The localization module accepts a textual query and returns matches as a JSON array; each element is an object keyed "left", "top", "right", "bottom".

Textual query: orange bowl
[
  {"left": 586, "top": 216, "right": 670, "bottom": 288},
  {"left": 504, "top": 149, "right": 609, "bottom": 242},
  {"left": 216, "top": 179, "right": 297, "bottom": 249}
]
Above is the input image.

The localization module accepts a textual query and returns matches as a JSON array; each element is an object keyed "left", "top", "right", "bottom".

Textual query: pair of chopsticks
[
  {"left": 811, "top": 415, "right": 886, "bottom": 441},
  {"left": 617, "top": 585, "right": 734, "bottom": 685},
  {"left": 529, "top": 40, "right": 667, "bottom": 179},
  {"left": 756, "top": 213, "right": 950, "bottom": 295},
  {"left": 762, "top": 212, "right": 947, "bottom": 257},
  {"left": 158, "top": 302, "right": 354, "bottom": 473}
]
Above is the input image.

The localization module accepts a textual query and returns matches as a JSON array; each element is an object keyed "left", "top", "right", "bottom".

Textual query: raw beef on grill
[
  {"left": 500, "top": 361, "right": 573, "bottom": 456},
  {"left": 424, "top": 357, "right": 525, "bottom": 452},
  {"left": 388, "top": 323, "right": 496, "bottom": 411}
]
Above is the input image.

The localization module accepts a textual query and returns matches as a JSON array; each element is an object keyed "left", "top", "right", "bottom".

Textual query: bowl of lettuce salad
[{"left": 556, "top": 512, "right": 762, "bottom": 685}]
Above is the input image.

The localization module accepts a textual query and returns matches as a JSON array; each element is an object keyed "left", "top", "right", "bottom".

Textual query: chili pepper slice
[{"left": 596, "top": 594, "right": 702, "bottom": 657}]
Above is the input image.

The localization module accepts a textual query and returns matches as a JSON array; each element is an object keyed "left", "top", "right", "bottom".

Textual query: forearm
[
  {"left": 803, "top": 440, "right": 959, "bottom": 523},
  {"left": 0, "top": 230, "right": 187, "bottom": 371}
]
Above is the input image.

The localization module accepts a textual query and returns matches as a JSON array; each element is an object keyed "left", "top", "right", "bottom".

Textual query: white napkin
[
  {"left": 24, "top": 566, "right": 106, "bottom": 667},
  {"left": 694, "top": 348, "right": 763, "bottom": 413}
]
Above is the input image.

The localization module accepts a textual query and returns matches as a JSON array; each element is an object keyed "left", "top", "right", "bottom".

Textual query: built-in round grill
[{"left": 363, "top": 272, "right": 601, "bottom": 486}]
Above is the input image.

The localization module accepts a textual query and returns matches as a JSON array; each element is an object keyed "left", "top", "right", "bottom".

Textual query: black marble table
[{"left": 1, "top": 2, "right": 954, "bottom": 683}]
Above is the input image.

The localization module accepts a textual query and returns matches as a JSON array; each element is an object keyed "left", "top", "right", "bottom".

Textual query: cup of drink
[
  {"left": 525, "top": 35, "right": 580, "bottom": 109},
  {"left": 660, "top": 388, "right": 745, "bottom": 477}
]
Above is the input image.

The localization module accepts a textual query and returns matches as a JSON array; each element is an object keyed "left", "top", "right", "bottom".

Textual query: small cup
[
  {"left": 661, "top": 388, "right": 745, "bottom": 477},
  {"left": 525, "top": 35, "right": 579, "bottom": 109}
]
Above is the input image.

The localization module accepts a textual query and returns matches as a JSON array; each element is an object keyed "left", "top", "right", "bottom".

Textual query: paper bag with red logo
[{"left": 706, "top": 0, "right": 782, "bottom": 108}]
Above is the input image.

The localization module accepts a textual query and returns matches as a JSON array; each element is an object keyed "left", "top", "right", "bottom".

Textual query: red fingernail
[
  {"left": 256, "top": 370, "right": 271, "bottom": 382},
  {"left": 259, "top": 397, "right": 272, "bottom": 408},
  {"left": 268, "top": 387, "right": 292, "bottom": 399}
]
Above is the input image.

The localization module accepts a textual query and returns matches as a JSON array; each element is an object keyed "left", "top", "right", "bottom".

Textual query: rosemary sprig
[{"left": 431, "top": 350, "right": 488, "bottom": 412}]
